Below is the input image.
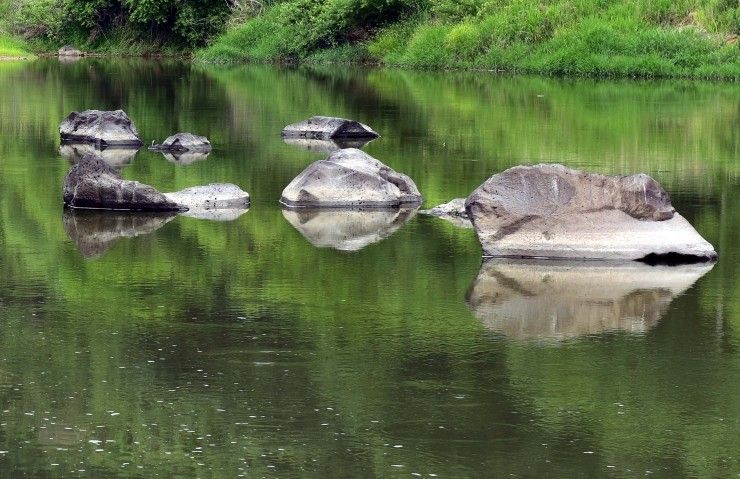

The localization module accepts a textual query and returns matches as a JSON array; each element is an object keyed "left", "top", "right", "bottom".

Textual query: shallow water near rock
[{"left": 0, "top": 59, "right": 737, "bottom": 478}]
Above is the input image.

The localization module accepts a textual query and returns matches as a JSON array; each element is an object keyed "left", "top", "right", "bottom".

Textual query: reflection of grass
[{"left": 0, "top": 33, "right": 33, "bottom": 58}]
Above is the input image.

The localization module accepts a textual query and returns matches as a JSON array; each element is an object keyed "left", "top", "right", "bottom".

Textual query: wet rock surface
[
  {"left": 149, "top": 133, "right": 211, "bottom": 152},
  {"left": 465, "top": 164, "right": 717, "bottom": 261},
  {"left": 60, "top": 110, "right": 143, "bottom": 147},
  {"left": 63, "top": 208, "right": 176, "bottom": 258},
  {"left": 280, "top": 148, "right": 422, "bottom": 208},
  {"left": 466, "top": 259, "right": 714, "bottom": 340},
  {"left": 419, "top": 198, "right": 472, "bottom": 229},
  {"left": 282, "top": 116, "right": 379, "bottom": 140},
  {"left": 63, "top": 154, "right": 181, "bottom": 211},
  {"left": 282, "top": 207, "right": 417, "bottom": 251}
]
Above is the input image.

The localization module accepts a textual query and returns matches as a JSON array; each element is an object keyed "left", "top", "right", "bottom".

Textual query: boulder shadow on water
[
  {"left": 63, "top": 208, "right": 177, "bottom": 259},
  {"left": 60, "top": 144, "right": 139, "bottom": 168},
  {"left": 282, "top": 137, "right": 375, "bottom": 153},
  {"left": 466, "top": 259, "right": 714, "bottom": 340},
  {"left": 282, "top": 207, "right": 418, "bottom": 252}
]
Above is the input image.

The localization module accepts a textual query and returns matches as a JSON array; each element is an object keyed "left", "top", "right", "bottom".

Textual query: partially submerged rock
[
  {"left": 282, "top": 207, "right": 417, "bottom": 251},
  {"left": 280, "top": 148, "right": 422, "bottom": 208},
  {"left": 465, "top": 164, "right": 717, "bottom": 262},
  {"left": 149, "top": 133, "right": 211, "bottom": 152},
  {"left": 58, "top": 45, "right": 84, "bottom": 57},
  {"left": 419, "top": 198, "right": 472, "bottom": 229},
  {"left": 63, "top": 208, "right": 176, "bottom": 259},
  {"left": 60, "top": 110, "right": 143, "bottom": 147},
  {"left": 164, "top": 184, "right": 250, "bottom": 221},
  {"left": 282, "top": 137, "right": 375, "bottom": 153},
  {"left": 63, "top": 154, "right": 181, "bottom": 211},
  {"left": 467, "top": 259, "right": 714, "bottom": 340},
  {"left": 281, "top": 116, "right": 379, "bottom": 140},
  {"left": 60, "top": 144, "right": 138, "bottom": 168}
]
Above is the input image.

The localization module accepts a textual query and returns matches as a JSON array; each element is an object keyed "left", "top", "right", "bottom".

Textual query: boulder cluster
[{"left": 60, "top": 111, "right": 717, "bottom": 266}]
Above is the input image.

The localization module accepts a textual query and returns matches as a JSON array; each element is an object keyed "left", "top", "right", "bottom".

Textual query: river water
[{"left": 0, "top": 59, "right": 737, "bottom": 478}]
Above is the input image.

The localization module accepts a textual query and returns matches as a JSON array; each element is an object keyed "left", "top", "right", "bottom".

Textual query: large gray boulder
[
  {"left": 149, "top": 133, "right": 211, "bottom": 152},
  {"left": 419, "top": 198, "right": 473, "bottom": 229},
  {"left": 63, "top": 154, "right": 181, "bottom": 211},
  {"left": 465, "top": 164, "right": 717, "bottom": 262},
  {"left": 280, "top": 148, "right": 422, "bottom": 208},
  {"left": 60, "top": 110, "right": 143, "bottom": 147},
  {"left": 467, "top": 259, "right": 714, "bottom": 340},
  {"left": 164, "top": 184, "right": 250, "bottom": 221},
  {"left": 282, "top": 116, "right": 379, "bottom": 140},
  {"left": 282, "top": 207, "right": 417, "bottom": 251},
  {"left": 63, "top": 209, "right": 176, "bottom": 259}
]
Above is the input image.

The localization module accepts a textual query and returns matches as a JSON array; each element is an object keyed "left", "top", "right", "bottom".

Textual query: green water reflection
[{"left": 0, "top": 59, "right": 737, "bottom": 478}]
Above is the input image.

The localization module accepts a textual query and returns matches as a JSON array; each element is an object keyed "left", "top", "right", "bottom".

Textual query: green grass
[
  {"left": 197, "top": 0, "right": 740, "bottom": 79},
  {"left": 0, "top": 33, "right": 33, "bottom": 58}
]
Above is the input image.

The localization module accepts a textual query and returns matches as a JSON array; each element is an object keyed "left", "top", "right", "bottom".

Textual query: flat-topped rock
[
  {"left": 60, "top": 144, "right": 138, "bottom": 168},
  {"left": 164, "top": 184, "right": 250, "bottom": 215},
  {"left": 63, "top": 209, "right": 176, "bottom": 258},
  {"left": 465, "top": 164, "right": 717, "bottom": 262},
  {"left": 58, "top": 45, "right": 84, "bottom": 57},
  {"left": 419, "top": 198, "right": 472, "bottom": 229},
  {"left": 281, "top": 116, "right": 379, "bottom": 140},
  {"left": 467, "top": 259, "right": 714, "bottom": 340},
  {"left": 282, "top": 207, "right": 417, "bottom": 251},
  {"left": 149, "top": 132, "right": 211, "bottom": 152},
  {"left": 280, "top": 148, "right": 421, "bottom": 208},
  {"left": 60, "top": 110, "right": 142, "bottom": 147},
  {"left": 63, "top": 154, "right": 180, "bottom": 211}
]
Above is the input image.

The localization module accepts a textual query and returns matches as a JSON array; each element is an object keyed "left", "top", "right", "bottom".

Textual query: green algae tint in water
[{"left": 0, "top": 59, "right": 737, "bottom": 478}]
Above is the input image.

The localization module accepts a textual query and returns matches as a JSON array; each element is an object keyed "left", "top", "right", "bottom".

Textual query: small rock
[
  {"left": 419, "top": 198, "right": 472, "bottom": 228},
  {"left": 58, "top": 45, "right": 84, "bottom": 57},
  {"left": 282, "top": 116, "right": 379, "bottom": 140},
  {"left": 149, "top": 133, "right": 211, "bottom": 152}
]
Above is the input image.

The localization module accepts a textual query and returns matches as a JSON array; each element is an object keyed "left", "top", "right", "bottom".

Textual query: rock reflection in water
[
  {"left": 161, "top": 150, "right": 211, "bottom": 165},
  {"left": 282, "top": 137, "right": 375, "bottom": 153},
  {"left": 60, "top": 144, "right": 139, "bottom": 168},
  {"left": 466, "top": 259, "right": 714, "bottom": 340},
  {"left": 63, "top": 209, "right": 176, "bottom": 258},
  {"left": 282, "top": 207, "right": 417, "bottom": 251}
]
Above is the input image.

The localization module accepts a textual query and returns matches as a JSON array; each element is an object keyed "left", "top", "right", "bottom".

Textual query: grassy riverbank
[
  {"left": 196, "top": 0, "right": 739, "bottom": 79},
  {"left": 0, "top": 33, "right": 33, "bottom": 59}
]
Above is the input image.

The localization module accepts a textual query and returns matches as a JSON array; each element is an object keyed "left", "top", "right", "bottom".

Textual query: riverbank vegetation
[
  {"left": 1, "top": 0, "right": 737, "bottom": 78},
  {"left": 197, "top": 0, "right": 739, "bottom": 78}
]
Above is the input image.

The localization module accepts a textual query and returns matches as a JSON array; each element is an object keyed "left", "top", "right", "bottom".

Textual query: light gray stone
[
  {"left": 419, "top": 198, "right": 472, "bottom": 229},
  {"left": 465, "top": 164, "right": 717, "bottom": 262},
  {"left": 281, "top": 116, "right": 379, "bottom": 140},
  {"left": 164, "top": 184, "right": 250, "bottom": 221},
  {"left": 467, "top": 259, "right": 714, "bottom": 340},
  {"left": 280, "top": 148, "right": 421, "bottom": 208},
  {"left": 58, "top": 45, "right": 84, "bottom": 57},
  {"left": 149, "top": 132, "right": 211, "bottom": 152},
  {"left": 282, "top": 207, "right": 417, "bottom": 251},
  {"left": 60, "top": 110, "right": 142, "bottom": 147}
]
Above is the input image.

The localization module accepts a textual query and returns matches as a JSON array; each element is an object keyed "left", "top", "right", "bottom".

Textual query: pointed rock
[{"left": 60, "top": 110, "right": 142, "bottom": 147}]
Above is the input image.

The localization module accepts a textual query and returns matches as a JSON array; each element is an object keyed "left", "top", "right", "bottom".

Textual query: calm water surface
[{"left": 0, "top": 59, "right": 737, "bottom": 478}]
